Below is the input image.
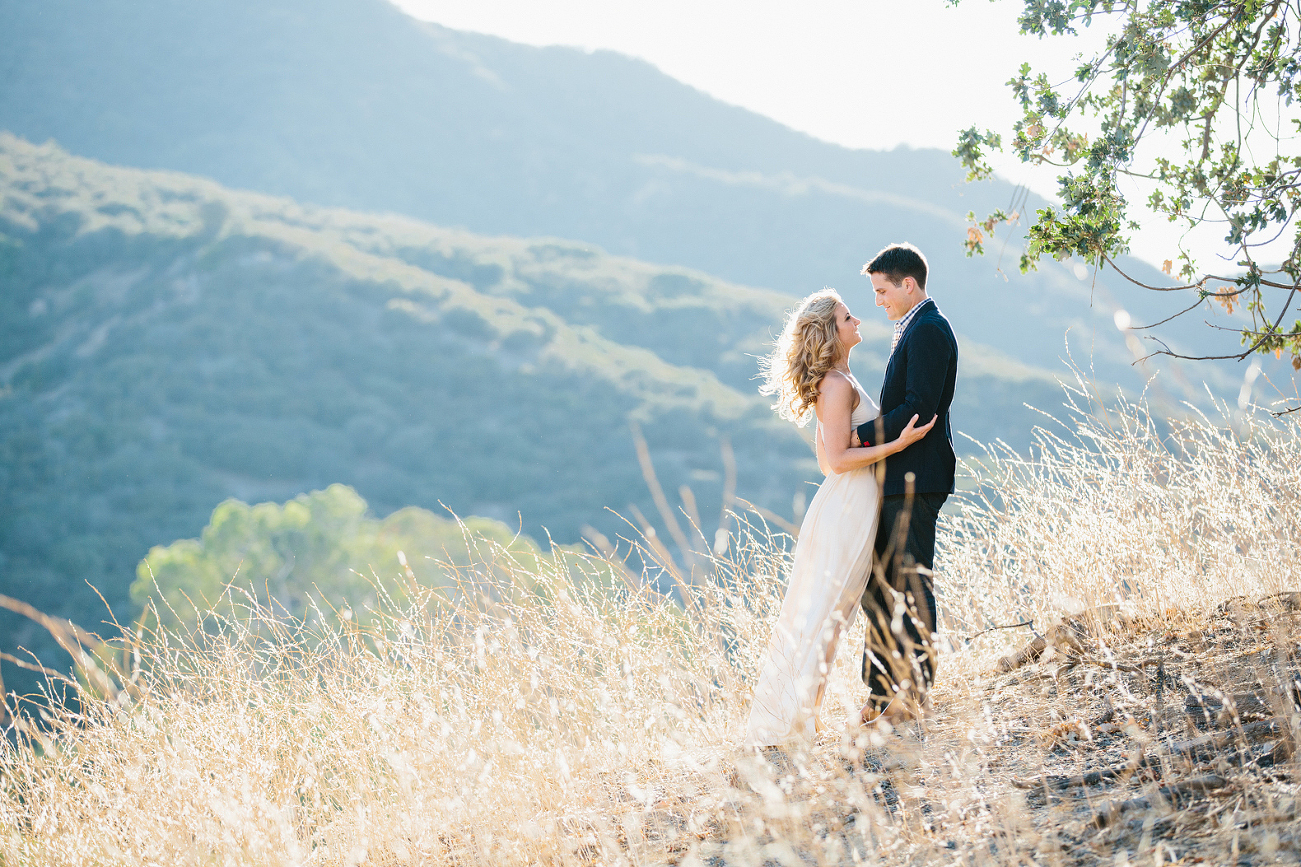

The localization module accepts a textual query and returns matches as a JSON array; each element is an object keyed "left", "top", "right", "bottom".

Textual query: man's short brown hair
[{"left": 862, "top": 242, "right": 928, "bottom": 291}]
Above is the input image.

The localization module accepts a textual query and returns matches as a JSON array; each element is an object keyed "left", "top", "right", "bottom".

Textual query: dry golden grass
[{"left": 2, "top": 388, "right": 1300, "bottom": 866}]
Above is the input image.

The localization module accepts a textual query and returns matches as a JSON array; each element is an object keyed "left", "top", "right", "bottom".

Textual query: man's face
[{"left": 871, "top": 273, "right": 919, "bottom": 321}]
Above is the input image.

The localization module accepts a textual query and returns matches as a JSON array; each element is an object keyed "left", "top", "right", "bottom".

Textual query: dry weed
[{"left": 1, "top": 390, "right": 1299, "bottom": 866}]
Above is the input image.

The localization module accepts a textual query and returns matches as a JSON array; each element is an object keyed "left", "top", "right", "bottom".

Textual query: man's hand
[{"left": 850, "top": 430, "right": 862, "bottom": 448}]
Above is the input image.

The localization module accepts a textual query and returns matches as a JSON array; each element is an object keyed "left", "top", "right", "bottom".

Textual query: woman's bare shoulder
[{"left": 816, "top": 371, "right": 854, "bottom": 401}]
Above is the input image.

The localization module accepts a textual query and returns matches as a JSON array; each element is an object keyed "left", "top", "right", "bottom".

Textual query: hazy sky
[
  {"left": 390, "top": 0, "right": 1272, "bottom": 270},
  {"left": 392, "top": 0, "right": 1080, "bottom": 158}
]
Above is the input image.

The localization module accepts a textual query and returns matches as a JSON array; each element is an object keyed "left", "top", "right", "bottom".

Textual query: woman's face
[{"left": 834, "top": 302, "right": 862, "bottom": 355}]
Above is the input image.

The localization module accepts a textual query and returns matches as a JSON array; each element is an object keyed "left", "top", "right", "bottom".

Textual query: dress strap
[{"left": 827, "top": 368, "right": 853, "bottom": 386}]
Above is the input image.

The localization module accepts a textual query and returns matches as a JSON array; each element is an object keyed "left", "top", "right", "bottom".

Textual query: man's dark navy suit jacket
[{"left": 855, "top": 299, "right": 958, "bottom": 497}]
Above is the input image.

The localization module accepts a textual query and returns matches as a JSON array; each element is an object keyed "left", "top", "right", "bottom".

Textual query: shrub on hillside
[{"left": 131, "top": 484, "right": 549, "bottom": 631}]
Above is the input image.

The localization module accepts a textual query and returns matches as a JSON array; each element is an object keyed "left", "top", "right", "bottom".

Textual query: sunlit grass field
[{"left": 3, "top": 386, "right": 1300, "bottom": 866}]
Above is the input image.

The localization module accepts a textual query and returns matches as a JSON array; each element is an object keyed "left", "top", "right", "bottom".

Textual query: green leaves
[
  {"left": 1017, "top": 0, "right": 1108, "bottom": 36},
  {"left": 952, "top": 0, "right": 1301, "bottom": 370},
  {"left": 1026, "top": 173, "right": 1131, "bottom": 267},
  {"left": 953, "top": 127, "right": 1004, "bottom": 182},
  {"left": 131, "top": 485, "right": 548, "bottom": 631}
]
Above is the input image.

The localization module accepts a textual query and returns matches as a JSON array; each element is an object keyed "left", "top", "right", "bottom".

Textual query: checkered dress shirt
[{"left": 890, "top": 297, "right": 933, "bottom": 355}]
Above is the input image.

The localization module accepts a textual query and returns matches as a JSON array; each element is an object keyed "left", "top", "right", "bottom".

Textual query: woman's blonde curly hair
[{"left": 759, "top": 290, "right": 846, "bottom": 426}]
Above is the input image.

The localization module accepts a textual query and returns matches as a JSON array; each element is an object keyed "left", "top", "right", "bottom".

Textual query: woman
[{"left": 745, "top": 290, "right": 933, "bottom": 745}]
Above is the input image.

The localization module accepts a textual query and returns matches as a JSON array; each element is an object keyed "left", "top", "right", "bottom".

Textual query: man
[{"left": 854, "top": 242, "right": 957, "bottom": 726}]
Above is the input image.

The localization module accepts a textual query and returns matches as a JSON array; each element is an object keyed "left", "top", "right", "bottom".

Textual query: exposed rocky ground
[
  {"left": 659, "top": 595, "right": 1301, "bottom": 866},
  {"left": 939, "top": 594, "right": 1300, "bottom": 864}
]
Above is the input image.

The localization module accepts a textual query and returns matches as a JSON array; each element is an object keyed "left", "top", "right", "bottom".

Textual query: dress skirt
[{"left": 745, "top": 464, "right": 881, "bottom": 745}]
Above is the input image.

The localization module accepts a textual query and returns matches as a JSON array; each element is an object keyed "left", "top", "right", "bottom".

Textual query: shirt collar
[{"left": 890, "top": 297, "right": 933, "bottom": 354}]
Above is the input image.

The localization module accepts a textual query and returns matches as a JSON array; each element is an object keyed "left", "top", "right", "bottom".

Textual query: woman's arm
[
  {"left": 815, "top": 374, "right": 935, "bottom": 475},
  {"left": 815, "top": 422, "right": 831, "bottom": 476}
]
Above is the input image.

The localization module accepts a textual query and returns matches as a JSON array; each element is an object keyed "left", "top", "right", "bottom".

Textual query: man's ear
[{"left": 902, "top": 276, "right": 918, "bottom": 295}]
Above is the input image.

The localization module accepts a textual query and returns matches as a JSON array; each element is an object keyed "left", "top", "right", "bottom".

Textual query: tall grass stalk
[
  {"left": 938, "top": 381, "right": 1301, "bottom": 648},
  {"left": 2, "top": 390, "right": 1298, "bottom": 866}
]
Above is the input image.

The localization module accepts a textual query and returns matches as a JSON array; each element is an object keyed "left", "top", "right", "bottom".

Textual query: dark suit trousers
[{"left": 860, "top": 492, "right": 946, "bottom": 710}]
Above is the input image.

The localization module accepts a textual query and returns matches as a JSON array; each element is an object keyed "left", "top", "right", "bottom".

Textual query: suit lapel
[
  {"left": 896, "top": 299, "right": 934, "bottom": 348},
  {"left": 880, "top": 299, "right": 934, "bottom": 401}
]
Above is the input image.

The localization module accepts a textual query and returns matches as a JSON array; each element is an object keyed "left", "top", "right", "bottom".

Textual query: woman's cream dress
[{"left": 745, "top": 372, "right": 881, "bottom": 745}]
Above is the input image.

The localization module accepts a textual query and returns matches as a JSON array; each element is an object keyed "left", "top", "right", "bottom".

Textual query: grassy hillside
[
  {"left": 0, "top": 135, "right": 1066, "bottom": 687},
  {"left": 0, "top": 0, "right": 1263, "bottom": 400},
  {"left": 3, "top": 391, "right": 1298, "bottom": 866}
]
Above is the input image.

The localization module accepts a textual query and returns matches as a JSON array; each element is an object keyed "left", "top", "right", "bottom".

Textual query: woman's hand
[
  {"left": 895, "top": 413, "right": 936, "bottom": 450},
  {"left": 818, "top": 385, "right": 938, "bottom": 474}
]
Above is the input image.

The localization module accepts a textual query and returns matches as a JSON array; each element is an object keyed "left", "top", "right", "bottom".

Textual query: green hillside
[{"left": 0, "top": 136, "right": 1066, "bottom": 685}]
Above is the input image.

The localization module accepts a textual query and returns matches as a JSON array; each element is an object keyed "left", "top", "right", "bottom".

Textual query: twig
[
  {"left": 716, "top": 437, "right": 737, "bottom": 554},
  {"left": 995, "top": 606, "right": 1124, "bottom": 672},
  {"left": 1165, "top": 719, "right": 1284, "bottom": 758},
  {"left": 1091, "top": 776, "right": 1229, "bottom": 829},
  {"left": 1012, "top": 719, "right": 1286, "bottom": 792},
  {"left": 629, "top": 422, "right": 699, "bottom": 577},
  {"left": 734, "top": 497, "right": 799, "bottom": 538},
  {"left": 1067, "top": 655, "right": 1165, "bottom": 674},
  {"left": 964, "top": 619, "right": 1034, "bottom": 644}
]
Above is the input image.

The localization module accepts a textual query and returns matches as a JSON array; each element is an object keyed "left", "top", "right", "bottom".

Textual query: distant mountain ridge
[{"left": 0, "top": 0, "right": 1236, "bottom": 396}]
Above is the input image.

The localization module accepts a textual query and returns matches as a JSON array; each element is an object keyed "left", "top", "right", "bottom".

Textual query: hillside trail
[{"left": 639, "top": 595, "right": 1301, "bottom": 866}]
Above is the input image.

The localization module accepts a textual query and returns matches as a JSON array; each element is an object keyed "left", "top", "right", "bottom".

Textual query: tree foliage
[
  {"left": 131, "top": 485, "right": 551, "bottom": 630},
  {"left": 954, "top": 0, "right": 1301, "bottom": 369}
]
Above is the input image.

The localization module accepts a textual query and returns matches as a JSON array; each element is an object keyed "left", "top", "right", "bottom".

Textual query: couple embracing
[{"left": 746, "top": 242, "right": 957, "bottom": 746}]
